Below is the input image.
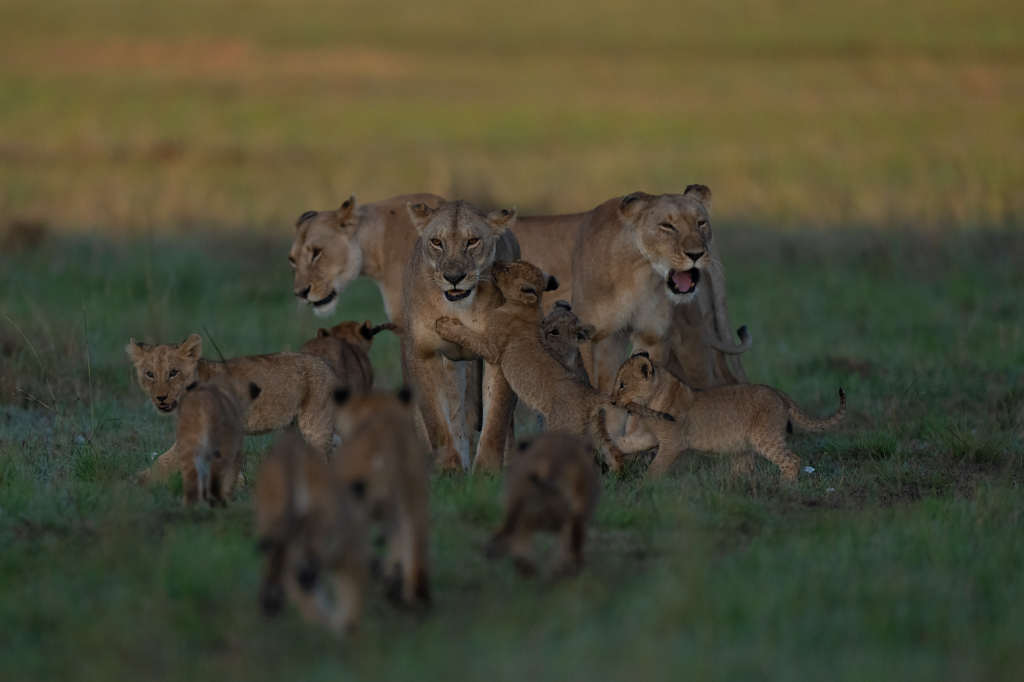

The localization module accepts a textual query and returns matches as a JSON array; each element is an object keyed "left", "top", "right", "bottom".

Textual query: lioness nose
[
  {"left": 443, "top": 273, "right": 465, "bottom": 286},
  {"left": 684, "top": 250, "right": 705, "bottom": 262},
  {"left": 295, "top": 285, "right": 310, "bottom": 299}
]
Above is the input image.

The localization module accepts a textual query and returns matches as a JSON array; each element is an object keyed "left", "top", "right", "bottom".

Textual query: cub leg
[
  {"left": 729, "top": 451, "right": 755, "bottom": 477},
  {"left": 508, "top": 525, "right": 538, "bottom": 577},
  {"left": 550, "top": 513, "right": 587, "bottom": 579},
  {"left": 750, "top": 433, "right": 801, "bottom": 483},
  {"left": 645, "top": 440, "right": 685, "bottom": 478},
  {"left": 326, "top": 568, "right": 362, "bottom": 636},
  {"left": 590, "top": 333, "right": 629, "bottom": 435},
  {"left": 297, "top": 399, "right": 335, "bottom": 454},
  {"left": 434, "top": 319, "right": 502, "bottom": 364}
]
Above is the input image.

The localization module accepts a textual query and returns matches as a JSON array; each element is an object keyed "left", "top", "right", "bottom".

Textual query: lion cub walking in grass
[
  {"left": 610, "top": 351, "right": 846, "bottom": 481},
  {"left": 434, "top": 260, "right": 673, "bottom": 468},
  {"left": 254, "top": 432, "right": 368, "bottom": 636},
  {"left": 175, "top": 375, "right": 260, "bottom": 506},
  {"left": 486, "top": 433, "right": 600, "bottom": 578},
  {"left": 332, "top": 388, "right": 432, "bottom": 608},
  {"left": 301, "top": 319, "right": 399, "bottom": 394}
]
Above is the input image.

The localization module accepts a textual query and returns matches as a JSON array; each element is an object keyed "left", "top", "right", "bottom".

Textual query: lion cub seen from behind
[
  {"left": 332, "top": 388, "right": 432, "bottom": 609},
  {"left": 254, "top": 432, "right": 368, "bottom": 636},
  {"left": 486, "top": 433, "right": 600, "bottom": 578},
  {"left": 301, "top": 319, "right": 400, "bottom": 394},
  {"left": 611, "top": 351, "right": 846, "bottom": 481},
  {"left": 176, "top": 374, "right": 260, "bottom": 506}
]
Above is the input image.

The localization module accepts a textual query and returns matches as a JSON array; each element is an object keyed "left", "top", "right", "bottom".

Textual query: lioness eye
[
  {"left": 697, "top": 219, "right": 708, "bottom": 228},
  {"left": 467, "top": 238, "right": 479, "bottom": 247},
  {"left": 310, "top": 247, "right": 322, "bottom": 262},
  {"left": 430, "top": 238, "right": 442, "bottom": 248},
  {"left": 145, "top": 371, "right": 155, "bottom": 379},
  {"left": 660, "top": 222, "right": 676, "bottom": 231},
  {"left": 169, "top": 370, "right": 178, "bottom": 378}
]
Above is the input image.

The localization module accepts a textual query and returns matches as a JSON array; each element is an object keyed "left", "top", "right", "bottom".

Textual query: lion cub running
[
  {"left": 332, "top": 388, "right": 432, "bottom": 608},
  {"left": 254, "top": 432, "right": 368, "bottom": 636},
  {"left": 611, "top": 351, "right": 846, "bottom": 481},
  {"left": 301, "top": 319, "right": 400, "bottom": 394},
  {"left": 176, "top": 374, "right": 260, "bottom": 506},
  {"left": 434, "top": 260, "right": 673, "bottom": 468},
  {"left": 486, "top": 433, "right": 600, "bottom": 578}
]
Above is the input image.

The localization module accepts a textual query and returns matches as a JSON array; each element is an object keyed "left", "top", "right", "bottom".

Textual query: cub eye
[
  {"left": 168, "top": 370, "right": 178, "bottom": 378},
  {"left": 430, "top": 238, "right": 442, "bottom": 248},
  {"left": 660, "top": 222, "right": 676, "bottom": 231},
  {"left": 548, "top": 329, "right": 560, "bottom": 336},
  {"left": 467, "top": 238, "right": 479, "bottom": 247},
  {"left": 145, "top": 371, "right": 155, "bottom": 379},
  {"left": 619, "top": 382, "right": 625, "bottom": 389},
  {"left": 310, "top": 247, "right": 322, "bottom": 262}
]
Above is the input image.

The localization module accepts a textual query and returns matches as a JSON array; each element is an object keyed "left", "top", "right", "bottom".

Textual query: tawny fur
[
  {"left": 254, "top": 432, "right": 368, "bottom": 635},
  {"left": 541, "top": 301, "right": 594, "bottom": 384},
  {"left": 300, "top": 319, "right": 399, "bottom": 394},
  {"left": 332, "top": 389, "right": 432, "bottom": 609},
  {"left": 175, "top": 374, "right": 259, "bottom": 506},
  {"left": 126, "top": 334, "right": 338, "bottom": 482},
  {"left": 610, "top": 352, "right": 846, "bottom": 482},
  {"left": 486, "top": 433, "right": 600, "bottom": 579},
  {"left": 433, "top": 260, "right": 674, "bottom": 470}
]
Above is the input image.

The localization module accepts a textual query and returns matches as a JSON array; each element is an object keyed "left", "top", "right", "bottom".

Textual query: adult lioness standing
[{"left": 402, "top": 200, "right": 520, "bottom": 472}]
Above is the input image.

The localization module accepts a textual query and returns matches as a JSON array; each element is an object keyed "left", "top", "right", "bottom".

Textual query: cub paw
[{"left": 435, "top": 317, "right": 463, "bottom": 336}]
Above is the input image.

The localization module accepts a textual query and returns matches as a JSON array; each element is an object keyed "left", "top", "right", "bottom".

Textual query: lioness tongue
[{"left": 671, "top": 270, "right": 693, "bottom": 292}]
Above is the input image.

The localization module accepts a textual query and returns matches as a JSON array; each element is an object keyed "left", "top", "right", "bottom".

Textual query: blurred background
[{"left": 1, "top": 0, "right": 1021, "bottom": 237}]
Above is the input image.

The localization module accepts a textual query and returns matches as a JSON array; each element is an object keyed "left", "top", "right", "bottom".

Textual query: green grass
[{"left": 2, "top": 229, "right": 1023, "bottom": 680}]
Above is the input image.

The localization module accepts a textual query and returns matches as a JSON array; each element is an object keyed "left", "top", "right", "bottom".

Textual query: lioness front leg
[
  {"left": 475, "top": 361, "right": 515, "bottom": 473},
  {"left": 434, "top": 318, "right": 501, "bottom": 364},
  {"left": 406, "top": 349, "right": 470, "bottom": 471}
]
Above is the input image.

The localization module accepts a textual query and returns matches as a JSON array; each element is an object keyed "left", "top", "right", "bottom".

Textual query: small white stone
[
  {"left": 150, "top": 452, "right": 158, "bottom": 460},
  {"left": 826, "top": 487, "right": 835, "bottom": 493},
  {"left": 74, "top": 434, "right": 85, "bottom": 444},
  {"left": 803, "top": 466, "right": 815, "bottom": 474}
]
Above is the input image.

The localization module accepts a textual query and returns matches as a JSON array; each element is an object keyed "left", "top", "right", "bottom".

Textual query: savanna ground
[{"left": 2, "top": 1, "right": 1024, "bottom": 680}]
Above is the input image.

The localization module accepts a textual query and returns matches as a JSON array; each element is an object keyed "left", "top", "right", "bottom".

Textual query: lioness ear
[
  {"left": 296, "top": 210, "right": 318, "bottom": 229},
  {"left": 336, "top": 195, "right": 357, "bottom": 224},
  {"left": 683, "top": 184, "right": 712, "bottom": 206},
  {"left": 333, "top": 387, "right": 351, "bottom": 406},
  {"left": 485, "top": 207, "right": 517, "bottom": 235},
  {"left": 577, "top": 324, "right": 595, "bottom": 342},
  {"left": 178, "top": 334, "right": 202, "bottom": 360},
  {"left": 620, "top": 192, "right": 653, "bottom": 216},
  {"left": 359, "top": 320, "right": 375, "bottom": 340},
  {"left": 125, "top": 338, "right": 150, "bottom": 364},
  {"left": 407, "top": 202, "right": 438, "bottom": 234},
  {"left": 544, "top": 274, "right": 559, "bottom": 292},
  {"left": 316, "top": 327, "right": 330, "bottom": 338},
  {"left": 249, "top": 382, "right": 261, "bottom": 400}
]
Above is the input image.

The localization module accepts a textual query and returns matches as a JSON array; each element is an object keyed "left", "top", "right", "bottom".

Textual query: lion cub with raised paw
[
  {"left": 332, "top": 387, "right": 432, "bottom": 609},
  {"left": 611, "top": 351, "right": 846, "bottom": 482},
  {"left": 126, "top": 333, "right": 338, "bottom": 482},
  {"left": 176, "top": 374, "right": 259, "bottom": 506},
  {"left": 486, "top": 432, "right": 600, "bottom": 579},
  {"left": 255, "top": 432, "right": 368, "bottom": 636},
  {"left": 434, "top": 260, "right": 673, "bottom": 469},
  {"left": 301, "top": 319, "right": 400, "bottom": 394}
]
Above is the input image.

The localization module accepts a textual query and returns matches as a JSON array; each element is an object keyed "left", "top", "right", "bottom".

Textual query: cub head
[
  {"left": 331, "top": 386, "right": 415, "bottom": 441},
  {"left": 541, "top": 300, "right": 595, "bottom": 360},
  {"left": 619, "top": 185, "right": 713, "bottom": 303},
  {"left": 125, "top": 333, "right": 203, "bottom": 414},
  {"left": 491, "top": 260, "right": 559, "bottom": 309},
  {"left": 407, "top": 199, "right": 516, "bottom": 309},
  {"left": 289, "top": 196, "right": 362, "bottom": 317},
  {"left": 315, "top": 319, "right": 380, "bottom": 352},
  {"left": 610, "top": 350, "right": 657, "bottom": 408}
]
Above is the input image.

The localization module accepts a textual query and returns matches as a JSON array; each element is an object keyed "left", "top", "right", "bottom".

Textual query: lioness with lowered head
[
  {"left": 300, "top": 319, "right": 399, "bottom": 394},
  {"left": 126, "top": 334, "right": 338, "bottom": 481},
  {"left": 610, "top": 350, "right": 847, "bottom": 481},
  {"left": 434, "top": 260, "right": 674, "bottom": 470}
]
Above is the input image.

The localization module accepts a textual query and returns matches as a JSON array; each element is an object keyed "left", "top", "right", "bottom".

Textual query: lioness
[
  {"left": 126, "top": 334, "right": 337, "bottom": 481},
  {"left": 486, "top": 432, "right": 600, "bottom": 578},
  {"left": 402, "top": 199, "right": 521, "bottom": 472},
  {"left": 610, "top": 351, "right": 847, "bottom": 481},
  {"left": 176, "top": 374, "right": 260, "bottom": 506},
  {"left": 255, "top": 432, "right": 368, "bottom": 635},
  {"left": 300, "top": 319, "right": 399, "bottom": 394},
  {"left": 434, "top": 260, "right": 674, "bottom": 470},
  {"left": 332, "top": 388, "right": 432, "bottom": 608}
]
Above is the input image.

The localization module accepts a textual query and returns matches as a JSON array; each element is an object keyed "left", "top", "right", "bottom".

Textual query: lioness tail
[{"left": 709, "top": 325, "right": 752, "bottom": 356}]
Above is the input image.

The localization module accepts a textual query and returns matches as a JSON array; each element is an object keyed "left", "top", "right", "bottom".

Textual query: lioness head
[
  {"left": 620, "top": 184, "right": 713, "bottom": 302},
  {"left": 407, "top": 200, "right": 517, "bottom": 309},
  {"left": 125, "top": 333, "right": 203, "bottom": 414},
  {"left": 542, "top": 300, "right": 595, "bottom": 358},
  {"left": 610, "top": 350, "right": 657, "bottom": 408},
  {"left": 490, "top": 260, "right": 559, "bottom": 308},
  {"left": 289, "top": 196, "right": 361, "bottom": 317}
]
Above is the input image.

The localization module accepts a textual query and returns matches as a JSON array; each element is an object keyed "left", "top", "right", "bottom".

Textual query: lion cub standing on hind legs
[{"left": 610, "top": 351, "right": 846, "bottom": 482}]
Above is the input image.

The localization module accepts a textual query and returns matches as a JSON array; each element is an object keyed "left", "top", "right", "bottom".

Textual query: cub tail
[{"left": 783, "top": 388, "right": 846, "bottom": 432}]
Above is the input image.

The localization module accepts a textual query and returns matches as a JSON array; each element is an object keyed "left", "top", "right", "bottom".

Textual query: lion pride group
[{"left": 125, "top": 187, "right": 846, "bottom": 634}]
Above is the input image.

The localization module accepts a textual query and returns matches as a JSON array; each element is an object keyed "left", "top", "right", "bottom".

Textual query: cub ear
[
  {"left": 640, "top": 362, "right": 651, "bottom": 380},
  {"left": 336, "top": 195, "right": 357, "bottom": 224},
  {"left": 185, "top": 381, "right": 199, "bottom": 392},
  {"left": 516, "top": 439, "right": 532, "bottom": 452},
  {"left": 544, "top": 274, "right": 559, "bottom": 292},
  {"left": 553, "top": 300, "right": 572, "bottom": 311},
  {"left": 619, "top": 191, "right": 653, "bottom": 217},
  {"left": 333, "top": 387, "right": 351, "bottom": 406},
  {"left": 683, "top": 184, "right": 712, "bottom": 206},
  {"left": 631, "top": 349, "right": 650, "bottom": 358},
  {"left": 407, "top": 202, "right": 438, "bottom": 234},
  {"left": 249, "top": 382, "right": 261, "bottom": 400},
  {"left": 316, "top": 327, "right": 330, "bottom": 338},
  {"left": 359, "top": 320, "right": 375, "bottom": 340},
  {"left": 125, "top": 338, "right": 150, "bottom": 364},
  {"left": 397, "top": 386, "right": 413, "bottom": 405},
  {"left": 576, "top": 324, "right": 595, "bottom": 342},
  {"left": 296, "top": 210, "right": 318, "bottom": 228},
  {"left": 177, "top": 334, "right": 203, "bottom": 360},
  {"left": 485, "top": 207, "right": 517, "bottom": 235}
]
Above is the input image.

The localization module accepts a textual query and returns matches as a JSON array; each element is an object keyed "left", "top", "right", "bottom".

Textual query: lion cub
[
  {"left": 611, "top": 351, "right": 846, "bottom": 481},
  {"left": 254, "top": 432, "right": 368, "bottom": 635},
  {"left": 486, "top": 433, "right": 600, "bottom": 578},
  {"left": 434, "top": 260, "right": 673, "bottom": 469},
  {"left": 126, "top": 334, "right": 338, "bottom": 481},
  {"left": 541, "top": 301, "right": 593, "bottom": 384},
  {"left": 332, "top": 388, "right": 432, "bottom": 608},
  {"left": 301, "top": 319, "right": 399, "bottom": 394},
  {"left": 176, "top": 374, "right": 260, "bottom": 506}
]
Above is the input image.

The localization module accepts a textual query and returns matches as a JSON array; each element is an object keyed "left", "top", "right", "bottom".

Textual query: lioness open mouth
[
  {"left": 312, "top": 291, "right": 337, "bottom": 308},
  {"left": 444, "top": 288, "right": 472, "bottom": 302},
  {"left": 667, "top": 268, "right": 700, "bottom": 295}
]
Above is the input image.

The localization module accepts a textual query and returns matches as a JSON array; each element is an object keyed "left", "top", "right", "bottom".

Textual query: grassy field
[{"left": 1, "top": 228, "right": 1023, "bottom": 681}]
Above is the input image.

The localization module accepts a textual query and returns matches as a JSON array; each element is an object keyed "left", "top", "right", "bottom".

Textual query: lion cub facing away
[
  {"left": 486, "top": 433, "right": 600, "bottom": 578},
  {"left": 434, "top": 260, "right": 673, "bottom": 469},
  {"left": 176, "top": 374, "right": 260, "bottom": 506},
  {"left": 300, "top": 319, "right": 400, "bottom": 394},
  {"left": 611, "top": 351, "right": 846, "bottom": 481},
  {"left": 333, "top": 388, "right": 432, "bottom": 608},
  {"left": 255, "top": 432, "right": 368, "bottom": 635}
]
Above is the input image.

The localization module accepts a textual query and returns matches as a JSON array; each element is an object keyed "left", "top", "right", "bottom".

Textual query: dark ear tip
[
  {"left": 333, "top": 387, "right": 351, "bottom": 405},
  {"left": 554, "top": 300, "right": 571, "bottom": 310},
  {"left": 317, "top": 327, "right": 330, "bottom": 338},
  {"left": 545, "top": 275, "right": 559, "bottom": 292},
  {"left": 517, "top": 440, "right": 531, "bottom": 452},
  {"left": 249, "top": 382, "right": 261, "bottom": 400},
  {"left": 397, "top": 386, "right": 413, "bottom": 404},
  {"left": 298, "top": 210, "right": 317, "bottom": 224},
  {"left": 185, "top": 381, "right": 198, "bottom": 392}
]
